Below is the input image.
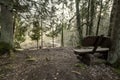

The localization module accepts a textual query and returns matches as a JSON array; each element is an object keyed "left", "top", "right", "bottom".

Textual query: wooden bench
[{"left": 74, "top": 35, "right": 111, "bottom": 65}]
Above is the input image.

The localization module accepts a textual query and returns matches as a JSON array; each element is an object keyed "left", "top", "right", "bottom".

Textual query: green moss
[
  {"left": 112, "top": 60, "right": 120, "bottom": 68},
  {"left": 114, "top": 68, "right": 120, "bottom": 75},
  {"left": 112, "top": 60, "right": 120, "bottom": 76},
  {"left": 0, "top": 42, "right": 12, "bottom": 49},
  {"left": 0, "top": 42, "right": 13, "bottom": 56}
]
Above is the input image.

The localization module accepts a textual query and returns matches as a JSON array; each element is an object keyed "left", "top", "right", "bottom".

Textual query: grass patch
[
  {"left": 26, "top": 55, "right": 37, "bottom": 62},
  {"left": 75, "top": 63, "right": 86, "bottom": 69}
]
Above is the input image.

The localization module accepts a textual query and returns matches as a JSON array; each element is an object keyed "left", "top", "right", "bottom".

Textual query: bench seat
[{"left": 74, "top": 47, "right": 109, "bottom": 54}]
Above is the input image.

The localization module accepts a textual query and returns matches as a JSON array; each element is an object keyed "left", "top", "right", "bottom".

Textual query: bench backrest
[{"left": 82, "top": 36, "right": 111, "bottom": 48}]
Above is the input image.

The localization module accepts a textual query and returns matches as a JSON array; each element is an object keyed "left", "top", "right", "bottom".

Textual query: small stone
[
  {"left": 56, "top": 72, "right": 59, "bottom": 75},
  {"left": 54, "top": 77, "right": 57, "bottom": 80}
]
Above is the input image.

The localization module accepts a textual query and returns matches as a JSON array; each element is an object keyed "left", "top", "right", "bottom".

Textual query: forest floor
[{"left": 0, "top": 47, "right": 120, "bottom": 80}]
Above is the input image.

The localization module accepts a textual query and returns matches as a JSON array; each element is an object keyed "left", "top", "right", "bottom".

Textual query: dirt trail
[{"left": 0, "top": 48, "right": 119, "bottom": 80}]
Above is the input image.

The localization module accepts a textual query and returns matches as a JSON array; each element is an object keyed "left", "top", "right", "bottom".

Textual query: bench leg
[
  {"left": 77, "top": 55, "right": 82, "bottom": 60},
  {"left": 99, "top": 52, "right": 108, "bottom": 60},
  {"left": 81, "top": 54, "right": 95, "bottom": 65}
]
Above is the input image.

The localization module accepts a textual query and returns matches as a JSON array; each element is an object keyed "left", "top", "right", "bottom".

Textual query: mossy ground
[{"left": 112, "top": 60, "right": 120, "bottom": 76}]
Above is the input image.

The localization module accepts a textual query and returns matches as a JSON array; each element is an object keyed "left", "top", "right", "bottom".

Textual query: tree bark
[
  {"left": 52, "top": 37, "right": 54, "bottom": 48},
  {"left": 86, "top": 0, "right": 90, "bottom": 36},
  {"left": 108, "top": 1, "right": 114, "bottom": 37},
  {"left": 108, "top": 0, "right": 120, "bottom": 64},
  {"left": 61, "top": 23, "right": 64, "bottom": 47},
  {"left": 0, "top": 5, "right": 14, "bottom": 47},
  {"left": 75, "top": 0, "right": 82, "bottom": 47}
]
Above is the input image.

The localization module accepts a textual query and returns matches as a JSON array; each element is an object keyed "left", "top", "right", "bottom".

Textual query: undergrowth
[{"left": 112, "top": 60, "right": 120, "bottom": 76}]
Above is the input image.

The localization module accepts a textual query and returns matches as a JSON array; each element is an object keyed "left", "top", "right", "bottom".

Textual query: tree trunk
[
  {"left": 108, "top": 0, "right": 120, "bottom": 64},
  {"left": 86, "top": 0, "right": 90, "bottom": 36},
  {"left": 75, "top": 0, "right": 82, "bottom": 47},
  {"left": 61, "top": 3, "right": 64, "bottom": 47},
  {"left": 108, "top": 1, "right": 114, "bottom": 37},
  {"left": 37, "top": 40, "right": 39, "bottom": 49},
  {"left": 40, "top": 19, "right": 43, "bottom": 48},
  {"left": 52, "top": 37, "right": 54, "bottom": 48},
  {"left": 61, "top": 23, "right": 64, "bottom": 47},
  {"left": 96, "top": 0, "right": 103, "bottom": 36},
  {"left": 13, "top": 12, "right": 17, "bottom": 34},
  {"left": 89, "top": 0, "right": 95, "bottom": 35},
  {"left": 0, "top": 5, "right": 14, "bottom": 47}
]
